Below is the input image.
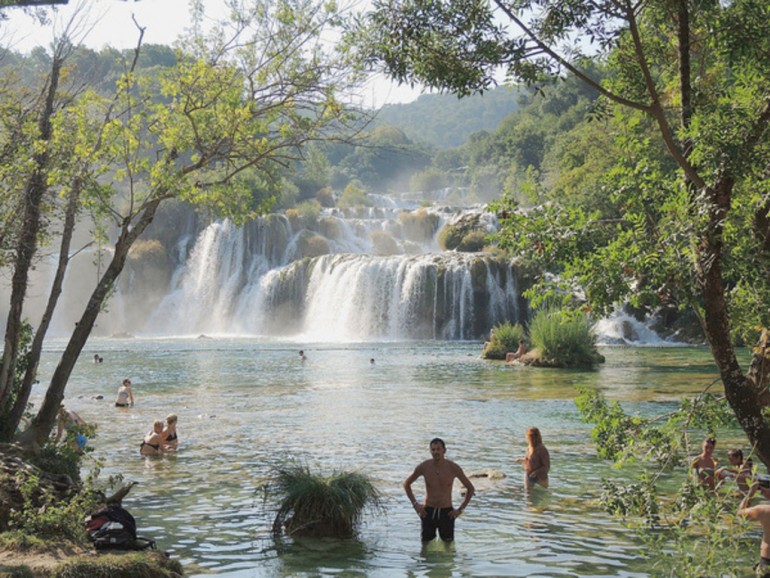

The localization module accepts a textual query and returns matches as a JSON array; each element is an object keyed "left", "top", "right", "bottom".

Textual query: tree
[
  {"left": 355, "top": 0, "right": 770, "bottom": 464},
  {"left": 2, "top": 0, "right": 362, "bottom": 447}
]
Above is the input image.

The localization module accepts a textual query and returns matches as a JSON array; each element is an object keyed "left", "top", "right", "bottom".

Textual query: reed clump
[{"left": 264, "top": 463, "right": 383, "bottom": 538}]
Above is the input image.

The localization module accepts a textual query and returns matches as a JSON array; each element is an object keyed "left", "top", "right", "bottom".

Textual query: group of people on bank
[{"left": 404, "top": 427, "right": 549, "bottom": 543}]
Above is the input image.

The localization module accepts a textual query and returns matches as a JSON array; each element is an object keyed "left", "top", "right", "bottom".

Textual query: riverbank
[{"left": 0, "top": 546, "right": 183, "bottom": 577}]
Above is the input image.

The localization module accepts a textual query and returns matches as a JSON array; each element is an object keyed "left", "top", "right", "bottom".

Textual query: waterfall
[{"left": 141, "top": 202, "right": 525, "bottom": 340}]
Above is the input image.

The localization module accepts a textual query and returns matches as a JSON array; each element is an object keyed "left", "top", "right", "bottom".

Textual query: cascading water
[{"left": 142, "top": 197, "right": 525, "bottom": 340}]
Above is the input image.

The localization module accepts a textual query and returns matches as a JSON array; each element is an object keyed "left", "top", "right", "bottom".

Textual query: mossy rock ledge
[
  {"left": 0, "top": 548, "right": 184, "bottom": 578},
  {"left": 508, "top": 350, "right": 605, "bottom": 369}
]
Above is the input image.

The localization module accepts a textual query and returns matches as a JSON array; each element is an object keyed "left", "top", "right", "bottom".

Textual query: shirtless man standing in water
[{"left": 404, "top": 438, "right": 475, "bottom": 542}]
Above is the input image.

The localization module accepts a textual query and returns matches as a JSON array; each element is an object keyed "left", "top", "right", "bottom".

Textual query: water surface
[{"left": 34, "top": 340, "right": 737, "bottom": 577}]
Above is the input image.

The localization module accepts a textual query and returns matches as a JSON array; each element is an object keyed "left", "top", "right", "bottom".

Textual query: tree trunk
[
  {"left": 0, "top": 182, "right": 82, "bottom": 442},
  {"left": 18, "top": 197, "right": 164, "bottom": 450},
  {"left": 0, "top": 56, "right": 62, "bottom": 411},
  {"left": 698, "top": 178, "right": 770, "bottom": 467}
]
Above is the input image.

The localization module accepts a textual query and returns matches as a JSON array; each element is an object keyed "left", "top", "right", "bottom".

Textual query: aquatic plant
[
  {"left": 528, "top": 306, "right": 602, "bottom": 367},
  {"left": 481, "top": 321, "right": 525, "bottom": 360},
  {"left": 264, "top": 463, "right": 383, "bottom": 538}
]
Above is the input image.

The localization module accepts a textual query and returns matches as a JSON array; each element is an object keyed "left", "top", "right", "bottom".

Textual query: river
[{"left": 33, "top": 339, "right": 747, "bottom": 577}]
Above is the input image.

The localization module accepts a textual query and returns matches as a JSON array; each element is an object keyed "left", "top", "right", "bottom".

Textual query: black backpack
[{"left": 85, "top": 503, "right": 155, "bottom": 551}]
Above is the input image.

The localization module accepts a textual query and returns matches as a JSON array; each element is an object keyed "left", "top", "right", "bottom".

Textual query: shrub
[
  {"left": 296, "top": 232, "right": 330, "bottom": 258},
  {"left": 8, "top": 466, "right": 102, "bottom": 544},
  {"left": 528, "top": 306, "right": 603, "bottom": 367},
  {"left": 370, "top": 230, "right": 400, "bottom": 256},
  {"left": 399, "top": 209, "right": 440, "bottom": 243},
  {"left": 316, "top": 187, "right": 335, "bottom": 208},
  {"left": 263, "top": 463, "right": 383, "bottom": 538},
  {"left": 338, "top": 182, "right": 372, "bottom": 209},
  {"left": 296, "top": 200, "right": 322, "bottom": 229},
  {"left": 437, "top": 224, "right": 464, "bottom": 250},
  {"left": 481, "top": 322, "right": 525, "bottom": 360},
  {"left": 457, "top": 230, "right": 488, "bottom": 252}
]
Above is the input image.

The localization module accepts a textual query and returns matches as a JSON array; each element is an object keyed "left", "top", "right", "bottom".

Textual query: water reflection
[{"left": 31, "top": 340, "right": 731, "bottom": 576}]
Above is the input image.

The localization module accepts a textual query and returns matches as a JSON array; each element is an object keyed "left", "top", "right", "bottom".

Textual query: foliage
[
  {"left": 399, "top": 208, "right": 439, "bottom": 243},
  {"left": 338, "top": 181, "right": 372, "bottom": 209},
  {"left": 410, "top": 166, "right": 449, "bottom": 194},
  {"left": 599, "top": 477, "right": 659, "bottom": 527},
  {"left": 370, "top": 229, "right": 400, "bottom": 255},
  {"left": 8, "top": 467, "right": 101, "bottom": 544},
  {"left": 437, "top": 224, "right": 464, "bottom": 251},
  {"left": 457, "top": 230, "right": 487, "bottom": 252},
  {"left": 262, "top": 462, "right": 383, "bottom": 538},
  {"left": 30, "top": 438, "right": 95, "bottom": 486},
  {"left": 0, "top": 531, "right": 47, "bottom": 552},
  {"left": 481, "top": 321, "right": 525, "bottom": 360},
  {"left": 575, "top": 385, "right": 737, "bottom": 468},
  {"left": 528, "top": 307, "right": 602, "bottom": 368},
  {"left": 374, "top": 86, "right": 522, "bottom": 148},
  {"left": 575, "top": 387, "right": 646, "bottom": 462},
  {"left": 0, "top": 321, "right": 33, "bottom": 433},
  {"left": 296, "top": 232, "right": 330, "bottom": 258},
  {"left": 292, "top": 200, "right": 323, "bottom": 230},
  {"left": 316, "top": 187, "right": 335, "bottom": 208},
  {"left": 577, "top": 386, "right": 756, "bottom": 575}
]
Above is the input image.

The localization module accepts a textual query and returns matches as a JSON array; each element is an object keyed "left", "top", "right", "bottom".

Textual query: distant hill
[{"left": 374, "top": 86, "right": 523, "bottom": 149}]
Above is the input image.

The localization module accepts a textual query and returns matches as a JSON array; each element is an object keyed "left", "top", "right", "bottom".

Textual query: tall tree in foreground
[
  {"left": 4, "top": 0, "right": 361, "bottom": 448},
  {"left": 354, "top": 0, "right": 770, "bottom": 463}
]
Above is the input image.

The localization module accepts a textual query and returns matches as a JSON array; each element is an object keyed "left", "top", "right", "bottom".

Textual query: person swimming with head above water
[
  {"left": 163, "top": 413, "right": 179, "bottom": 449},
  {"left": 115, "top": 378, "right": 134, "bottom": 407},
  {"left": 140, "top": 420, "right": 165, "bottom": 456}
]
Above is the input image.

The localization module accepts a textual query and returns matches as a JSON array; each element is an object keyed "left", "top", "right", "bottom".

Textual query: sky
[{"left": 0, "top": 0, "right": 426, "bottom": 108}]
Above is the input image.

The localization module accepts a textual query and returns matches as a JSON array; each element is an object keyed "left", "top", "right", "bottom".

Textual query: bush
[
  {"left": 399, "top": 209, "right": 439, "bottom": 243},
  {"left": 263, "top": 463, "right": 383, "bottom": 538},
  {"left": 370, "top": 230, "right": 400, "bottom": 256},
  {"left": 316, "top": 187, "right": 335, "bottom": 208},
  {"left": 457, "top": 230, "right": 488, "bottom": 252},
  {"left": 296, "top": 232, "right": 330, "bottom": 258},
  {"left": 528, "top": 306, "right": 603, "bottom": 367},
  {"left": 338, "top": 182, "right": 372, "bottom": 209},
  {"left": 7, "top": 467, "right": 102, "bottom": 544},
  {"left": 437, "top": 224, "right": 464, "bottom": 250},
  {"left": 481, "top": 322, "right": 525, "bottom": 360}
]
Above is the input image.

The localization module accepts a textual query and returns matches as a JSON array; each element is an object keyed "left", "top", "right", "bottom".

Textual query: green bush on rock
[
  {"left": 529, "top": 307, "right": 603, "bottom": 368},
  {"left": 481, "top": 322, "right": 525, "bottom": 360}
]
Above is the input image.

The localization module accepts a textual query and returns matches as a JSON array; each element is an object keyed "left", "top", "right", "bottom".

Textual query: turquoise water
[{"left": 33, "top": 340, "right": 740, "bottom": 576}]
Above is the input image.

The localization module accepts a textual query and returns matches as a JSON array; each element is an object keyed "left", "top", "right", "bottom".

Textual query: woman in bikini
[
  {"left": 691, "top": 436, "right": 718, "bottom": 490},
  {"left": 162, "top": 413, "right": 179, "bottom": 450},
  {"left": 140, "top": 420, "right": 165, "bottom": 456}
]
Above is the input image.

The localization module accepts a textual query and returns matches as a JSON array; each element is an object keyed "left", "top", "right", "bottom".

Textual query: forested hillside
[{"left": 373, "top": 86, "right": 522, "bottom": 148}]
